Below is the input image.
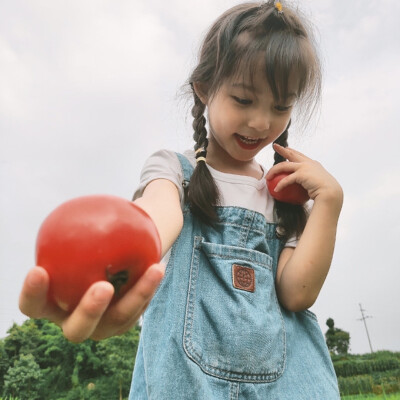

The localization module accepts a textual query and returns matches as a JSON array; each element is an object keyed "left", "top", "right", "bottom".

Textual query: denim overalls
[{"left": 129, "top": 153, "right": 340, "bottom": 399}]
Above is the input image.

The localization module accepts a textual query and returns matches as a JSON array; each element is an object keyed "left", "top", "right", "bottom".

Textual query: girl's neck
[{"left": 205, "top": 138, "right": 264, "bottom": 179}]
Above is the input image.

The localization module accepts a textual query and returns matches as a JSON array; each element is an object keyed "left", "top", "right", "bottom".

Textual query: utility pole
[{"left": 358, "top": 303, "right": 374, "bottom": 353}]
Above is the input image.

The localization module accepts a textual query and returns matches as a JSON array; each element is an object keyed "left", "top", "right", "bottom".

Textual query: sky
[{"left": 1, "top": 0, "right": 399, "bottom": 355}]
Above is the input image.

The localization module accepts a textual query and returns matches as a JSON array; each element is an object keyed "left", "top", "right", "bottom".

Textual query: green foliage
[
  {"left": 333, "top": 351, "right": 400, "bottom": 397},
  {"left": 3, "top": 321, "right": 42, "bottom": 366},
  {"left": 335, "top": 358, "right": 400, "bottom": 378},
  {"left": 0, "top": 319, "right": 141, "bottom": 400},
  {"left": 96, "top": 328, "right": 140, "bottom": 399},
  {"left": 341, "top": 393, "right": 400, "bottom": 399},
  {"left": 0, "top": 341, "right": 9, "bottom": 394},
  {"left": 3, "top": 354, "right": 42, "bottom": 400},
  {"left": 326, "top": 318, "right": 351, "bottom": 355},
  {"left": 338, "top": 375, "right": 374, "bottom": 396}
]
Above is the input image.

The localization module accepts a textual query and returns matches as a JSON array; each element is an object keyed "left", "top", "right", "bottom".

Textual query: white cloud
[
  {"left": 61, "top": 9, "right": 181, "bottom": 93},
  {"left": 0, "top": 36, "right": 33, "bottom": 118},
  {"left": 364, "top": 170, "right": 400, "bottom": 205}
]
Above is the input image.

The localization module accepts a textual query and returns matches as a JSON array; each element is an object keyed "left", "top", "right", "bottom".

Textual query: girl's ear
[{"left": 193, "top": 82, "right": 209, "bottom": 105}]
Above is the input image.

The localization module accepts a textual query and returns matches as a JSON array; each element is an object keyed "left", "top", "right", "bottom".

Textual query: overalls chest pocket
[{"left": 183, "top": 236, "right": 286, "bottom": 383}]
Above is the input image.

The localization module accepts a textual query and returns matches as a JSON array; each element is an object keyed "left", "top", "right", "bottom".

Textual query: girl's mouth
[{"left": 235, "top": 134, "right": 264, "bottom": 150}]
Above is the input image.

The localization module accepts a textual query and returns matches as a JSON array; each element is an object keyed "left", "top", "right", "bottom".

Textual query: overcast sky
[{"left": 1, "top": 0, "right": 399, "bottom": 355}]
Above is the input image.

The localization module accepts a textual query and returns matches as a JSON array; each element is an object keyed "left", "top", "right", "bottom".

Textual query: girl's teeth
[{"left": 238, "top": 135, "right": 259, "bottom": 144}]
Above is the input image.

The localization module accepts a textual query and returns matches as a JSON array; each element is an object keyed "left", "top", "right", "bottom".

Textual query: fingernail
[
  {"left": 27, "top": 270, "right": 43, "bottom": 288},
  {"left": 92, "top": 283, "right": 113, "bottom": 303},
  {"left": 155, "top": 264, "right": 166, "bottom": 274},
  {"left": 146, "top": 264, "right": 166, "bottom": 283}
]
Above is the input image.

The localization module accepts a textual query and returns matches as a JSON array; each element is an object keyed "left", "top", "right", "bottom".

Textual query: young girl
[{"left": 20, "top": 1, "right": 343, "bottom": 399}]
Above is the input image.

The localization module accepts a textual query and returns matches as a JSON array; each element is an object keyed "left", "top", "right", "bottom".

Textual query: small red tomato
[
  {"left": 266, "top": 172, "right": 310, "bottom": 205},
  {"left": 36, "top": 195, "right": 161, "bottom": 312}
]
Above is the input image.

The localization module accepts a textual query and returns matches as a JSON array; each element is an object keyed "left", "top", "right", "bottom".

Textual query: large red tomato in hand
[
  {"left": 36, "top": 195, "right": 161, "bottom": 312},
  {"left": 267, "top": 173, "right": 310, "bottom": 205}
]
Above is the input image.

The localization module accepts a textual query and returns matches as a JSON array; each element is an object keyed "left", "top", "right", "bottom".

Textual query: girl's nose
[{"left": 248, "top": 111, "right": 270, "bottom": 132}]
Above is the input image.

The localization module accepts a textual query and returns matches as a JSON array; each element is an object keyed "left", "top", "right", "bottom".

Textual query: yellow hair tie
[
  {"left": 195, "top": 146, "right": 207, "bottom": 163},
  {"left": 275, "top": 1, "right": 283, "bottom": 13}
]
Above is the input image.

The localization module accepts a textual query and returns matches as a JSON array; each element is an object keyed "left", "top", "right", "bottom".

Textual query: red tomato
[
  {"left": 266, "top": 173, "right": 310, "bottom": 205},
  {"left": 36, "top": 195, "right": 161, "bottom": 312}
]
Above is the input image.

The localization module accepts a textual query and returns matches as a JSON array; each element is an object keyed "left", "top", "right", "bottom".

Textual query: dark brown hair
[{"left": 187, "top": 1, "right": 321, "bottom": 240}]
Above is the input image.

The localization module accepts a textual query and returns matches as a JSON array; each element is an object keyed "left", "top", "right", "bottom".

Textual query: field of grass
[
  {"left": 3, "top": 392, "right": 400, "bottom": 400},
  {"left": 342, "top": 393, "right": 400, "bottom": 399}
]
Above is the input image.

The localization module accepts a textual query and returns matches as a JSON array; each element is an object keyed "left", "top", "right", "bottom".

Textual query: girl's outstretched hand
[
  {"left": 266, "top": 143, "right": 343, "bottom": 210},
  {"left": 19, "top": 263, "right": 165, "bottom": 343}
]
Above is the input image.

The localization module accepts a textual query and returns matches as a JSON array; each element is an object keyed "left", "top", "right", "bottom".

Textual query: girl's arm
[
  {"left": 19, "top": 178, "right": 183, "bottom": 342},
  {"left": 268, "top": 144, "right": 343, "bottom": 312},
  {"left": 134, "top": 178, "right": 184, "bottom": 258}
]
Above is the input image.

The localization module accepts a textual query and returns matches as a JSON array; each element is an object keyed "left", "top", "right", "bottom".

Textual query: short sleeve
[
  {"left": 284, "top": 236, "right": 297, "bottom": 248},
  {"left": 132, "top": 149, "right": 185, "bottom": 205}
]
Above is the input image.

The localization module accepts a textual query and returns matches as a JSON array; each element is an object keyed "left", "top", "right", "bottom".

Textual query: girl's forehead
[{"left": 227, "top": 75, "right": 268, "bottom": 95}]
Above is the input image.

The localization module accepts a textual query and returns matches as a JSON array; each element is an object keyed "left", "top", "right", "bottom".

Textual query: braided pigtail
[
  {"left": 273, "top": 125, "right": 308, "bottom": 241},
  {"left": 187, "top": 89, "right": 220, "bottom": 224}
]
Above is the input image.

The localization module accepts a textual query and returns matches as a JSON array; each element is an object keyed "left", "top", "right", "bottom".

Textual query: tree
[
  {"left": 1, "top": 319, "right": 142, "bottom": 400},
  {"left": 3, "top": 320, "right": 42, "bottom": 366},
  {"left": 0, "top": 339, "right": 9, "bottom": 394},
  {"left": 325, "top": 318, "right": 350, "bottom": 355},
  {"left": 96, "top": 325, "right": 140, "bottom": 400},
  {"left": 3, "top": 353, "right": 42, "bottom": 400},
  {"left": 35, "top": 319, "right": 103, "bottom": 395}
]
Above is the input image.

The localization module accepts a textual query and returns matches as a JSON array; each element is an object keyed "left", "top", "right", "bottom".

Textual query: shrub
[
  {"left": 338, "top": 375, "right": 374, "bottom": 396},
  {"left": 334, "top": 358, "right": 400, "bottom": 377}
]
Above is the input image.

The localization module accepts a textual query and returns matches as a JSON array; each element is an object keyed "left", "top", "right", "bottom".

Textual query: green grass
[
  {"left": 1, "top": 393, "right": 399, "bottom": 400},
  {"left": 342, "top": 393, "right": 400, "bottom": 399}
]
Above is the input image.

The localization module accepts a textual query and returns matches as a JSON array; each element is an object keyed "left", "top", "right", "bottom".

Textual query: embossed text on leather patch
[{"left": 232, "top": 264, "right": 255, "bottom": 292}]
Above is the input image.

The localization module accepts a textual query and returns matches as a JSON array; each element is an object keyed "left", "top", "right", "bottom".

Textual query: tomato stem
[{"left": 106, "top": 267, "right": 129, "bottom": 296}]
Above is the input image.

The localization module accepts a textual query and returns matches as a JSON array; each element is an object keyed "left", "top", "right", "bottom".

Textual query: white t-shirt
[{"left": 133, "top": 149, "right": 297, "bottom": 248}]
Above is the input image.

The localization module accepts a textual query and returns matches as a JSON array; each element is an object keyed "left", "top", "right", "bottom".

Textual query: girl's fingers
[
  {"left": 90, "top": 263, "right": 166, "bottom": 340},
  {"left": 267, "top": 160, "right": 299, "bottom": 177},
  {"left": 97, "top": 297, "right": 152, "bottom": 339},
  {"left": 273, "top": 143, "right": 309, "bottom": 162},
  {"left": 272, "top": 173, "right": 299, "bottom": 193},
  {"left": 21, "top": 263, "right": 165, "bottom": 342},
  {"left": 19, "top": 267, "right": 50, "bottom": 318},
  {"left": 61, "top": 281, "right": 115, "bottom": 343},
  {"left": 267, "top": 144, "right": 314, "bottom": 181},
  {"left": 19, "top": 267, "right": 71, "bottom": 327},
  {"left": 19, "top": 267, "right": 66, "bottom": 323}
]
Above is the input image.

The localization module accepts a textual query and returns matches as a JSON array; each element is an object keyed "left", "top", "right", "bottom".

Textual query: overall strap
[
  {"left": 175, "top": 152, "right": 194, "bottom": 212},
  {"left": 176, "top": 152, "right": 194, "bottom": 185}
]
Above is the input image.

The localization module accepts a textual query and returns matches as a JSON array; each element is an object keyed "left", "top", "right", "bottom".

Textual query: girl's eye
[
  {"left": 232, "top": 96, "right": 252, "bottom": 105},
  {"left": 275, "top": 105, "right": 292, "bottom": 112}
]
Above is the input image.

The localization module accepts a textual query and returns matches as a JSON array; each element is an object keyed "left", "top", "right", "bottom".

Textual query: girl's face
[{"left": 204, "top": 71, "right": 297, "bottom": 170}]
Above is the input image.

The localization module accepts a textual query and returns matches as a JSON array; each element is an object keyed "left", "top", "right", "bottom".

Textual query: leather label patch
[{"left": 232, "top": 264, "right": 255, "bottom": 292}]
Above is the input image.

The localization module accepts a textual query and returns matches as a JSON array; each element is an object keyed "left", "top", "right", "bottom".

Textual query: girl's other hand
[
  {"left": 267, "top": 143, "right": 343, "bottom": 211},
  {"left": 19, "top": 264, "right": 165, "bottom": 343}
]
